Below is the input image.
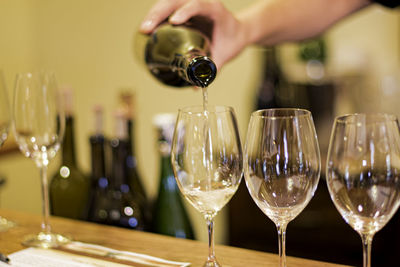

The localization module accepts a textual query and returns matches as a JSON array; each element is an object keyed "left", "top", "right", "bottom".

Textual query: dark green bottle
[
  {"left": 119, "top": 91, "right": 150, "bottom": 226},
  {"left": 87, "top": 105, "right": 109, "bottom": 223},
  {"left": 152, "top": 113, "right": 195, "bottom": 239},
  {"left": 256, "top": 47, "right": 286, "bottom": 110},
  {"left": 90, "top": 110, "right": 146, "bottom": 230},
  {"left": 50, "top": 87, "right": 90, "bottom": 220},
  {"left": 136, "top": 16, "right": 217, "bottom": 88}
]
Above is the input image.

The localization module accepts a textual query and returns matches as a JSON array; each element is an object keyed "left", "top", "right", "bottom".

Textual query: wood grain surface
[{"left": 0, "top": 209, "right": 353, "bottom": 267}]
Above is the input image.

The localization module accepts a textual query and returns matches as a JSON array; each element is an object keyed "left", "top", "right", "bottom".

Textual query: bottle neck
[
  {"left": 159, "top": 153, "right": 178, "bottom": 192},
  {"left": 62, "top": 116, "right": 77, "bottom": 166},
  {"left": 256, "top": 47, "right": 285, "bottom": 110},
  {"left": 174, "top": 52, "right": 217, "bottom": 88},
  {"left": 127, "top": 119, "right": 137, "bottom": 157},
  {"left": 110, "top": 139, "right": 130, "bottom": 190},
  {"left": 158, "top": 141, "right": 177, "bottom": 189},
  {"left": 160, "top": 153, "right": 173, "bottom": 177},
  {"left": 90, "top": 135, "right": 106, "bottom": 181},
  {"left": 264, "top": 47, "right": 282, "bottom": 76}
]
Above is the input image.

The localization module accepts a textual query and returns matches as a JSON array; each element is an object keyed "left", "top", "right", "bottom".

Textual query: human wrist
[
  {"left": 235, "top": 12, "right": 260, "bottom": 49},
  {"left": 235, "top": 0, "right": 279, "bottom": 47}
]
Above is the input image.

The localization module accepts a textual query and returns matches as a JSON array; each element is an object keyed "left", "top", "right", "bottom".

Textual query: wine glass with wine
[
  {"left": 12, "top": 71, "right": 69, "bottom": 248},
  {"left": 326, "top": 113, "right": 400, "bottom": 267},
  {"left": 0, "top": 70, "right": 17, "bottom": 231},
  {"left": 171, "top": 105, "right": 243, "bottom": 267},
  {"left": 244, "top": 108, "right": 320, "bottom": 267}
]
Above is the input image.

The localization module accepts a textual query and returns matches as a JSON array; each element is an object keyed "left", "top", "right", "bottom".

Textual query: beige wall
[
  {"left": 0, "top": 0, "right": 398, "bottom": 244},
  {"left": 0, "top": 0, "right": 260, "bottom": 244}
]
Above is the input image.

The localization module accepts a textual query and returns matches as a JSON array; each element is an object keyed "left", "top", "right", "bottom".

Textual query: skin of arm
[
  {"left": 140, "top": 0, "right": 372, "bottom": 68},
  {"left": 238, "top": 0, "right": 371, "bottom": 46}
]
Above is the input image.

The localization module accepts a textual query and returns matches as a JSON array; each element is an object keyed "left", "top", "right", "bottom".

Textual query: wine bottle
[
  {"left": 87, "top": 105, "right": 109, "bottom": 223},
  {"left": 90, "top": 110, "right": 146, "bottom": 230},
  {"left": 255, "top": 46, "right": 287, "bottom": 110},
  {"left": 135, "top": 16, "right": 217, "bottom": 88},
  {"left": 152, "top": 113, "right": 195, "bottom": 239},
  {"left": 50, "top": 87, "right": 90, "bottom": 220},
  {"left": 119, "top": 91, "right": 152, "bottom": 228},
  {"left": 119, "top": 92, "right": 148, "bottom": 200}
]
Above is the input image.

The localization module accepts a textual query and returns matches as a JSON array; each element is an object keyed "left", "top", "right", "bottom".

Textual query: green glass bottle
[
  {"left": 152, "top": 113, "right": 195, "bottom": 239},
  {"left": 87, "top": 105, "right": 109, "bottom": 223},
  {"left": 50, "top": 87, "right": 90, "bottom": 220},
  {"left": 256, "top": 46, "right": 287, "bottom": 110},
  {"left": 135, "top": 16, "right": 217, "bottom": 88},
  {"left": 119, "top": 91, "right": 150, "bottom": 226}
]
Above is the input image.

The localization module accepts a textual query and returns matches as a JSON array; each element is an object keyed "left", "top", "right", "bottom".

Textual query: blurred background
[{"left": 0, "top": 0, "right": 399, "bottom": 266}]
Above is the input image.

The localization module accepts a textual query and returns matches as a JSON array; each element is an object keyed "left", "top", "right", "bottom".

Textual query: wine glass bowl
[
  {"left": 326, "top": 113, "right": 400, "bottom": 267},
  {"left": 244, "top": 108, "right": 320, "bottom": 267},
  {"left": 171, "top": 105, "right": 243, "bottom": 267},
  {"left": 12, "top": 71, "right": 69, "bottom": 248}
]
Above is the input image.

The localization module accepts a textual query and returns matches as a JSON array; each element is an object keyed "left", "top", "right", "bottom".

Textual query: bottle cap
[
  {"left": 119, "top": 89, "right": 136, "bottom": 119},
  {"left": 153, "top": 113, "right": 177, "bottom": 144},
  {"left": 153, "top": 113, "right": 178, "bottom": 155},
  {"left": 61, "top": 86, "right": 74, "bottom": 116},
  {"left": 114, "top": 108, "right": 128, "bottom": 140},
  {"left": 93, "top": 105, "right": 104, "bottom": 136}
]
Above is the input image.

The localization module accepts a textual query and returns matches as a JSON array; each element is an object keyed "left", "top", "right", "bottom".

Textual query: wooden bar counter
[{"left": 0, "top": 209, "right": 352, "bottom": 266}]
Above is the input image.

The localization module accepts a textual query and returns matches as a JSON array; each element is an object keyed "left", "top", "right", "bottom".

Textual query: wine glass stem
[
  {"left": 277, "top": 223, "right": 287, "bottom": 267},
  {"left": 361, "top": 233, "right": 373, "bottom": 267},
  {"left": 206, "top": 216, "right": 217, "bottom": 263},
  {"left": 40, "top": 165, "right": 51, "bottom": 234}
]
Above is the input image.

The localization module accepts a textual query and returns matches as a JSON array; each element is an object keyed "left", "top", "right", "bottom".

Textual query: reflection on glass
[
  {"left": 13, "top": 71, "right": 69, "bottom": 248},
  {"left": 244, "top": 108, "right": 320, "bottom": 267},
  {"left": 171, "top": 105, "right": 243, "bottom": 267},
  {"left": 326, "top": 113, "right": 400, "bottom": 267}
]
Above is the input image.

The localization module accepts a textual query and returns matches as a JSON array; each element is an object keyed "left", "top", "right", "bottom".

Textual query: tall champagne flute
[
  {"left": 326, "top": 113, "right": 400, "bottom": 267},
  {"left": 244, "top": 108, "right": 320, "bottom": 267},
  {"left": 171, "top": 105, "right": 243, "bottom": 267},
  {"left": 12, "top": 71, "right": 69, "bottom": 248},
  {"left": 0, "top": 70, "right": 16, "bottom": 231}
]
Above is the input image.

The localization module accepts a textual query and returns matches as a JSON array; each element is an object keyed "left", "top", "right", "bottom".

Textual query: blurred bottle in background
[
  {"left": 50, "top": 87, "right": 90, "bottom": 220},
  {"left": 87, "top": 105, "right": 109, "bottom": 223},
  {"left": 118, "top": 90, "right": 151, "bottom": 227},
  {"left": 89, "top": 110, "right": 146, "bottom": 230},
  {"left": 152, "top": 113, "right": 195, "bottom": 239},
  {"left": 255, "top": 46, "right": 287, "bottom": 110}
]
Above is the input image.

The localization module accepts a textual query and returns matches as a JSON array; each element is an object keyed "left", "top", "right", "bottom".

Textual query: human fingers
[
  {"left": 140, "top": 0, "right": 186, "bottom": 33},
  {"left": 169, "top": 0, "right": 224, "bottom": 24}
]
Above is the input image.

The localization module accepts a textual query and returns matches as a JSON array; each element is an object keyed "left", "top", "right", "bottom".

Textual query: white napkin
[{"left": 63, "top": 241, "right": 191, "bottom": 267}]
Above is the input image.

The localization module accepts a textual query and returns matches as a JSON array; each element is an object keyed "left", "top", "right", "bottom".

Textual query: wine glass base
[
  {"left": 0, "top": 217, "right": 16, "bottom": 232},
  {"left": 203, "top": 259, "right": 222, "bottom": 267},
  {"left": 22, "top": 232, "right": 71, "bottom": 249}
]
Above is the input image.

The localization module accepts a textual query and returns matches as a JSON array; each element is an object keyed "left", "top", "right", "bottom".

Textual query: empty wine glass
[
  {"left": 326, "top": 113, "right": 400, "bottom": 267},
  {"left": 12, "top": 71, "right": 69, "bottom": 248},
  {"left": 244, "top": 108, "right": 320, "bottom": 267},
  {"left": 171, "top": 105, "right": 243, "bottom": 267},
  {"left": 0, "top": 70, "right": 16, "bottom": 231}
]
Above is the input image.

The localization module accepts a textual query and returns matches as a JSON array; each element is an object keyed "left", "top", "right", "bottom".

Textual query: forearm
[{"left": 237, "top": 0, "right": 371, "bottom": 46}]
